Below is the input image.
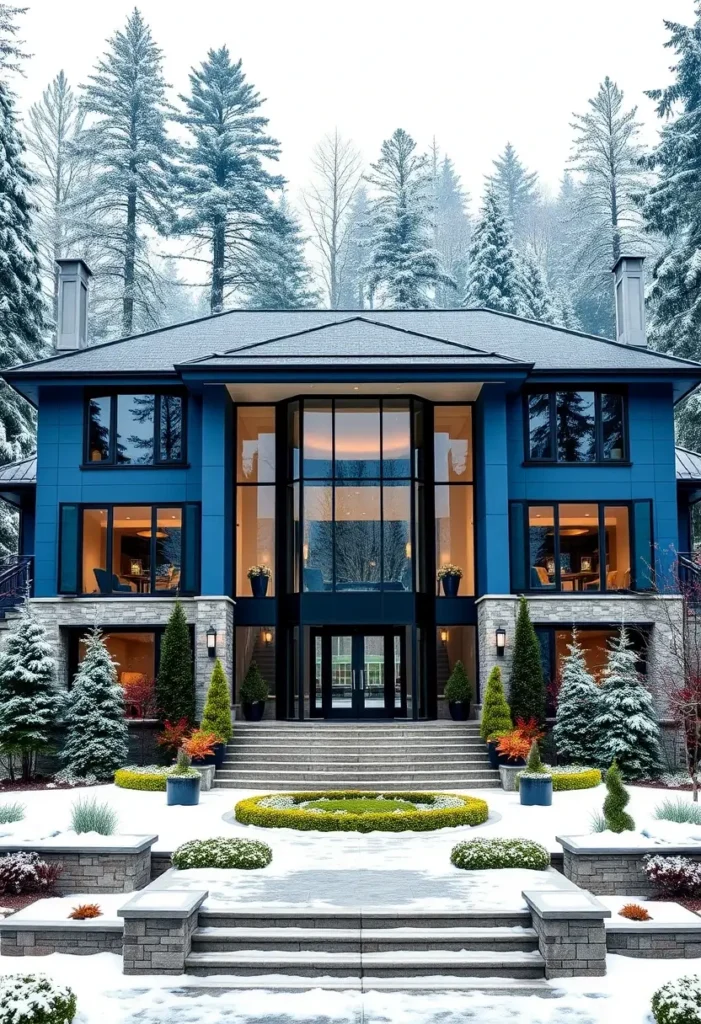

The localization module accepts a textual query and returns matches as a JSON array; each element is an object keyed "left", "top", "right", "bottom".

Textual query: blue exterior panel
[
  {"left": 200, "top": 386, "right": 233, "bottom": 596},
  {"left": 475, "top": 384, "right": 510, "bottom": 595}
]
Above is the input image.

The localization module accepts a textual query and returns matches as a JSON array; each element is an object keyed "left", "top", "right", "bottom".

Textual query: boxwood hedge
[
  {"left": 172, "top": 838, "right": 272, "bottom": 870},
  {"left": 651, "top": 974, "right": 701, "bottom": 1024},
  {"left": 551, "top": 767, "right": 601, "bottom": 791},
  {"left": 114, "top": 767, "right": 170, "bottom": 792},
  {"left": 451, "top": 837, "right": 550, "bottom": 870},
  {"left": 235, "top": 791, "right": 489, "bottom": 832},
  {"left": 0, "top": 974, "right": 77, "bottom": 1024}
]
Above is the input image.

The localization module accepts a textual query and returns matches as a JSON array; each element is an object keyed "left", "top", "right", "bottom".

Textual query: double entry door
[{"left": 311, "top": 627, "right": 407, "bottom": 719}]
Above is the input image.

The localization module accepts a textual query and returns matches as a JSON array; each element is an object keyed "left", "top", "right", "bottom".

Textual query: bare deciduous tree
[{"left": 303, "top": 130, "right": 362, "bottom": 308}]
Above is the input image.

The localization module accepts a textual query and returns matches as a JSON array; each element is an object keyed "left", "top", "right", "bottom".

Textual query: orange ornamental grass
[
  {"left": 618, "top": 903, "right": 652, "bottom": 921},
  {"left": 68, "top": 903, "right": 102, "bottom": 920},
  {"left": 182, "top": 730, "right": 217, "bottom": 761}
]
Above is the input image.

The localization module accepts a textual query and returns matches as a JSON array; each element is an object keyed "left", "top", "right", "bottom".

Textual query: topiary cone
[
  {"left": 444, "top": 660, "right": 474, "bottom": 704},
  {"left": 480, "top": 666, "right": 512, "bottom": 742},
  {"left": 603, "top": 761, "right": 635, "bottom": 833},
  {"left": 200, "top": 659, "right": 232, "bottom": 743}
]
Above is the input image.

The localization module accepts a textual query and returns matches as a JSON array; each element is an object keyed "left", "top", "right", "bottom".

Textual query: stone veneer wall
[
  {"left": 1, "top": 927, "right": 122, "bottom": 957},
  {"left": 562, "top": 847, "right": 701, "bottom": 896},
  {"left": 607, "top": 929, "right": 701, "bottom": 958},
  {"left": 44, "top": 849, "right": 152, "bottom": 895},
  {"left": 26, "top": 595, "right": 234, "bottom": 718},
  {"left": 122, "top": 909, "right": 200, "bottom": 975},
  {"left": 477, "top": 594, "right": 684, "bottom": 732}
]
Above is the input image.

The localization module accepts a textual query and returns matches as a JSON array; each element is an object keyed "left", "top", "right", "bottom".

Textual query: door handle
[
  {"left": 352, "top": 670, "right": 357, "bottom": 691},
  {"left": 359, "top": 670, "right": 365, "bottom": 691}
]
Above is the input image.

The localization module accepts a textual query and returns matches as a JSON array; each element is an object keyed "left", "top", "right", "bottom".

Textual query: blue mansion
[{"left": 0, "top": 255, "right": 699, "bottom": 726}]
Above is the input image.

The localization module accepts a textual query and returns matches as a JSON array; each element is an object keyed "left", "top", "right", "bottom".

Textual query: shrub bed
[
  {"left": 451, "top": 837, "right": 549, "bottom": 870},
  {"left": 114, "top": 766, "right": 172, "bottom": 791},
  {"left": 235, "top": 791, "right": 489, "bottom": 833},
  {"left": 0, "top": 853, "right": 63, "bottom": 895},
  {"left": 550, "top": 767, "right": 601, "bottom": 792},
  {"left": 172, "top": 838, "right": 272, "bottom": 870},
  {"left": 0, "top": 974, "right": 77, "bottom": 1024},
  {"left": 652, "top": 974, "right": 701, "bottom": 1024}
]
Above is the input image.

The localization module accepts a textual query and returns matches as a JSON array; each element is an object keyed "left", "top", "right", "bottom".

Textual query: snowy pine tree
[
  {"left": 487, "top": 142, "right": 539, "bottom": 239},
  {"left": 0, "top": 3, "right": 28, "bottom": 76},
  {"left": 432, "top": 149, "right": 471, "bottom": 307},
  {"left": 553, "top": 628, "right": 601, "bottom": 764},
  {"left": 338, "top": 186, "right": 373, "bottom": 307},
  {"left": 175, "top": 45, "right": 283, "bottom": 313},
  {"left": 245, "top": 197, "right": 318, "bottom": 309},
  {"left": 594, "top": 627, "right": 663, "bottom": 780},
  {"left": 0, "top": 604, "right": 62, "bottom": 781},
  {"left": 464, "top": 187, "right": 524, "bottom": 314},
  {"left": 550, "top": 287, "right": 583, "bottom": 331},
  {"left": 367, "top": 129, "right": 452, "bottom": 308},
  {"left": 76, "top": 9, "right": 174, "bottom": 337},
  {"left": 0, "top": 80, "right": 46, "bottom": 555},
  {"left": 61, "top": 628, "right": 128, "bottom": 780},
  {"left": 519, "top": 246, "right": 555, "bottom": 322}
]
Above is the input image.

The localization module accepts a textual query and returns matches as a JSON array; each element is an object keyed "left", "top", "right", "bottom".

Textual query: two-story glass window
[
  {"left": 58, "top": 503, "right": 200, "bottom": 595},
  {"left": 526, "top": 390, "right": 626, "bottom": 462},
  {"left": 236, "top": 407, "right": 276, "bottom": 597},
  {"left": 86, "top": 393, "right": 185, "bottom": 465},
  {"left": 434, "top": 406, "right": 474, "bottom": 596}
]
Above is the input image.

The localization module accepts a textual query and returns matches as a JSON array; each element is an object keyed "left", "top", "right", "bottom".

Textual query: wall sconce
[
  {"left": 303, "top": 543, "right": 309, "bottom": 563},
  {"left": 263, "top": 629, "right": 273, "bottom": 645},
  {"left": 440, "top": 628, "right": 449, "bottom": 643},
  {"left": 206, "top": 627, "right": 217, "bottom": 658},
  {"left": 405, "top": 542, "right": 412, "bottom": 559},
  {"left": 495, "top": 627, "right": 506, "bottom": 658}
]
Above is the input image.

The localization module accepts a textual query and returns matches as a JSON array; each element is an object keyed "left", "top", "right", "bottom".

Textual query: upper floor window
[
  {"left": 86, "top": 393, "right": 185, "bottom": 466},
  {"left": 526, "top": 390, "right": 626, "bottom": 463}
]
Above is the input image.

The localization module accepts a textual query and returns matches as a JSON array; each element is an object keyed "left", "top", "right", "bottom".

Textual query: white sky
[{"left": 15, "top": 0, "right": 696, "bottom": 211}]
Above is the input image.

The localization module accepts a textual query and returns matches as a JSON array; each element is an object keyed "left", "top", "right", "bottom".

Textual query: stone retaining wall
[
  {"left": 523, "top": 889, "right": 610, "bottom": 979},
  {"left": 150, "top": 852, "right": 172, "bottom": 880},
  {"left": 0, "top": 837, "right": 157, "bottom": 895},
  {"left": 1, "top": 926, "right": 122, "bottom": 957},
  {"left": 120, "top": 890, "right": 207, "bottom": 976},
  {"left": 607, "top": 928, "right": 701, "bottom": 958},
  {"left": 558, "top": 837, "right": 701, "bottom": 896}
]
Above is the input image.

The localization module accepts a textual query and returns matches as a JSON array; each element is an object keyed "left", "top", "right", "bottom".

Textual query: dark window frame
[
  {"left": 523, "top": 387, "right": 628, "bottom": 465},
  {"left": 59, "top": 501, "right": 200, "bottom": 597},
  {"left": 83, "top": 390, "right": 188, "bottom": 468},
  {"left": 512, "top": 499, "right": 640, "bottom": 594}
]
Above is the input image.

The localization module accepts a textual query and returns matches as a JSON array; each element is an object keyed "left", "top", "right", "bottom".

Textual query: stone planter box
[
  {"left": 192, "top": 765, "right": 215, "bottom": 791},
  {"left": 499, "top": 763, "right": 525, "bottom": 791},
  {"left": 557, "top": 835, "right": 701, "bottom": 897},
  {"left": 0, "top": 835, "right": 158, "bottom": 894},
  {"left": 0, "top": 921, "right": 123, "bottom": 957}
]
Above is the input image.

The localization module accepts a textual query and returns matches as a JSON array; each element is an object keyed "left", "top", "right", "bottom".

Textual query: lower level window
[{"left": 77, "top": 629, "right": 157, "bottom": 719}]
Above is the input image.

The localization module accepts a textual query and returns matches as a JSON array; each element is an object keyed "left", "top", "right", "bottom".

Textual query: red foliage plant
[
  {"left": 182, "top": 730, "right": 217, "bottom": 761},
  {"left": 68, "top": 903, "right": 102, "bottom": 920},
  {"left": 122, "top": 676, "right": 157, "bottom": 720},
  {"left": 157, "top": 719, "right": 190, "bottom": 754},
  {"left": 496, "top": 730, "right": 531, "bottom": 762},
  {"left": 0, "top": 853, "right": 63, "bottom": 895},
  {"left": 618, "top": 903, "right": 652, "bottom": 921},
  {"left": 514, "top": 717, "right": 545, "bottom": 743}
]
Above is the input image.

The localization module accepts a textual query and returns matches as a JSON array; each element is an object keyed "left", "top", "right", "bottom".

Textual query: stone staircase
[
  {"left": 185, "top": 906, "right": 546, "bottom": 987},
  {"left": 214, "top": 720, "right": 500, "bottom": 790}
]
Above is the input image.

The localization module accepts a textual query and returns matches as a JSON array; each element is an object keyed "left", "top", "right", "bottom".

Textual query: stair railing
[{"left": 0, "top": 556, "right": 33, "bottom": 610}]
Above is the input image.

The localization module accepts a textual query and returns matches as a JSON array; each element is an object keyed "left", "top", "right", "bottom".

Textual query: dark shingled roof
[
  {"left": 676, "top": 446, "right": 701, "bottom": 483},
  {"left": 0, "top": 456, "right": 36, "bottom": 485},
  {"left": 7, "top": 308, "right": 701, "bottom": 378}
]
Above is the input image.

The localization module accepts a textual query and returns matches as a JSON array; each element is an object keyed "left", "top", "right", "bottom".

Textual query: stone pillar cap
[
  {"left": 523, "top": 889, "right": 611, "bottom": 920},
  {"left": 118, "top": 889, "right": 208, "bottom": 920}
]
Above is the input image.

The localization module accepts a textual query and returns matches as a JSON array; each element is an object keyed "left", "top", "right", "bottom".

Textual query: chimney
[
  {"left": 56, "top": 259, "right": 92, "bottom": 351},
  {"left": 612, "top": 255, "right": 646, "bottom": 347}
]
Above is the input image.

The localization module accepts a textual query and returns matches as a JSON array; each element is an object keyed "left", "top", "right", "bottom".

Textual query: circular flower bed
[
  {"left": 172, "top": 838, "right": 272, "bottom": 870},
  {"left": 235, "top": 791, "right": 489, "bottom": 832},
  {"left": 0, "top": 974, "right": 77, "bottom": 1024},
  {"left": 451, "top": 837, "right": 550, "bottom": 870}
]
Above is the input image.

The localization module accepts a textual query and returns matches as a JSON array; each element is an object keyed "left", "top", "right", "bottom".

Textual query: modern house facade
[{"left": 2, "top": 256, "right": 701, "bottom": 732}]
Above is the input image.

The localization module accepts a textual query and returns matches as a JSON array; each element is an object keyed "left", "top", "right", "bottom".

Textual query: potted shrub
[
  {"left": 200, "top": 659, "right": 232, "bottom": 768},
  {"left": 487, "top": 730, "right": 510, "bottom": 770},
  {"left": 496, "top": 729, "right": 531, "bottom": 791},
  {"left": 518, "top": 741, "right": 553, "bottom": 806},
  {"left": 437, "top": 563, "right": 463, "bottom": 597},
  {"left": 248, "top": 564, "right": 272, "bottom": 598},
  {"left": 240, "top": 661, "right": 269, "bottom": 721},
  {"left": 183, "top": 729, "right": 218, "bottom": 766},
  {"left": 166, "top": 750, "right": 201, "bottom": 806},
  {"left": 443, "top": 660, "right": 474, "bottom": 720}
]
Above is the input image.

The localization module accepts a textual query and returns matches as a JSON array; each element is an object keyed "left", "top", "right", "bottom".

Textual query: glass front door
[{"left": 311, "top": 628, "right": 406, "bottom": 719}]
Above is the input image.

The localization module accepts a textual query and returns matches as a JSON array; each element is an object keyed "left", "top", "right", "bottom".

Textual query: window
[
  {"left": 235, "top": 627, "right": 274, "bottom": 705},
  {"left": 60, "top": 503, "right": 199, "bottom": 595},
  {"left": 513, "top": 501, "right": 636, "bottom": 592},
  {"left": 236, "top": 407, "right": 276, "bottom": 596},
  {"left": 434, "top": 406, "right": 474, "bottom": 596},
  {"left": 84, "top": 393, "right": 185, "bottom": 465},
  {"left": 79, "top": 631, "right": 157, "bottom": 718},
  {"left": 525, "top": 390, "right": 626, "bottom": 463},
  {"left": 436, "top": 626, "right": 477, "bottom": 701}
]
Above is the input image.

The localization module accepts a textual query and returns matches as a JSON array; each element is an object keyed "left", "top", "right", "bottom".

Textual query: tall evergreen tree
[
  {"left": 0, "top": 80, "right": 46, "bottom": 555},
  {"left": 643, "top": 6, "right": 701, "bottom": 448},
  {"left": 201, "top": 659, "right": 232, "bottom": 743},
  {"left": 487, "top": 142, "right": 539, "bottom": 237},
  {"left": 550, "top": 287, "right": 583, "bottom": 331},
  {"left": 26, "top": 71, "right": 91, "bottom": 334},
  {"left": 464, "top": 187, "right": 524, "bottom": 314},
  {"left": 245, "top": 197, "right": 318, "bottom": 309},
  {"left": 76, "top": 8, "right": 174, "bottom": 336},
  {"left": 155, "top": 601, "right": 195, "bottom": 728},
  {"left": 508, "top": 596, "right": 546, "bottom": 726},
  {"left": 432, "top": 149, "right": 471, "bottom": 307},
  {"left": 594, "top": 627, "right": 663, "bottom": 780},
  {"left": 337, "top": 186, "right": 373, "bottom": 307},
  {"left": 62, "top": 628, "right": 128, "bottom": 779},
  {"left": 175, "top": 45, "right": 283, "bottom": 313},
  {"left": 0, "top": 605, "right": 62, "bottom": 781},
  {"left": 519, "top": 246, "right": 555, "bottom": 322},
  {"left": 0, "top": 3, "right": 28, "bottom": 76},
  {"left": 553, "top": 628, "right": 601, "bottom": 764},
  {"left": 366, "top": 129, "right": 451, "bottom": 308}
]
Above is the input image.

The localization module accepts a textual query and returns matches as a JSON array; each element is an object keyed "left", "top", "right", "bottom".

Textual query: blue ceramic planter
[
  {"left": 166, "top": 775, "right": 201, "bottom": 806},
  {"left": 519, "top": 775, "right": 553, "bottom": 807},
  {"left": 441, "top": 574, "right": 461, "bottom": 597}
]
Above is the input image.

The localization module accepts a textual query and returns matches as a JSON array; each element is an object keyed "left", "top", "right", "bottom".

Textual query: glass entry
[{"left": 311, "top": 628, "right": 406, "bottom": 719}]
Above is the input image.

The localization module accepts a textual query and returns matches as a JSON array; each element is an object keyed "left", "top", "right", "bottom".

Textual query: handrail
[{"left": 0, "top": 556, "right": 33, "bottom": 607}]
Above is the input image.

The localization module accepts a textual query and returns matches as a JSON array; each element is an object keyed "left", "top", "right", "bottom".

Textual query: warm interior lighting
[
  {"left": 440, "top": 628, "right": 449, "bottom": 643},
  {"left": 263, "top": 629, "right": 273, "bottom": 644},
  {"left": 206, "top": 627, "right": 216, "bottom": 657},
  {"left": 303, "top": 543, "right": 309, "bottom": 562},
  {"left": 496, "top": 628, "right": 506, "bottom": 657},
  {"left": 136, "top": 529, "right": 167, "bottom": 539},
  {"left": 405, "top": 542, "right": 412, "bottom": 559}
]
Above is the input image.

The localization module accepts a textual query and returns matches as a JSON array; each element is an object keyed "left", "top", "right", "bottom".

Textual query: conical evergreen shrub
[
  {"left": 156, "top": 601, "right": 195, "bottom": 727},
  {"left": 509, "top": 597, "right": 546, "bottom": 726},
  {"left": 479, "top": 666, "right": 512, "bottom": 742},
  {"left": 553, "top": 627, "right": 601, "bottom": 764},
  {"left": 603, "top": 761, "right": 635, "bottom": 833},
  {"left": 62, "top": 628, "right": 129, "bottom": 779},
  {"left": 444, "top": 660, "right": 473, "bottom": 704},
  {"left": 240, "top": 662, "right": 268, "bottom": 704},
  {"left": 200, "top": 660, "right": 232, "bottom": 743}
]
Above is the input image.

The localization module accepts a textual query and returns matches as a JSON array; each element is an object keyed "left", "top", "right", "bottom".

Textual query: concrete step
[
  {"left": 230, "top": 726, "right": 482, "bottom": 736},
  {"left": 185, "top": 949, "right": 545, "bottom": 979},
  {"left": 221, "top": 756, "right": 492, "bottom": 768},
  {"left": 214, "top": 777, "right": 501, "bottom": 790},
  {"left": 198, "top": 909, "right": 533, "bottom": 930},
  {"left": 226, "top": 742, "right": 488, "bottom": 753},
  {"left": 191, "top": 925, "right": 538, "bottom": 954},
  {"left": 172, "top": 976, "right": 552, "bottom": 994},
  {"left": 215, "top": 767, "right": 498, "bottom": 780}
]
